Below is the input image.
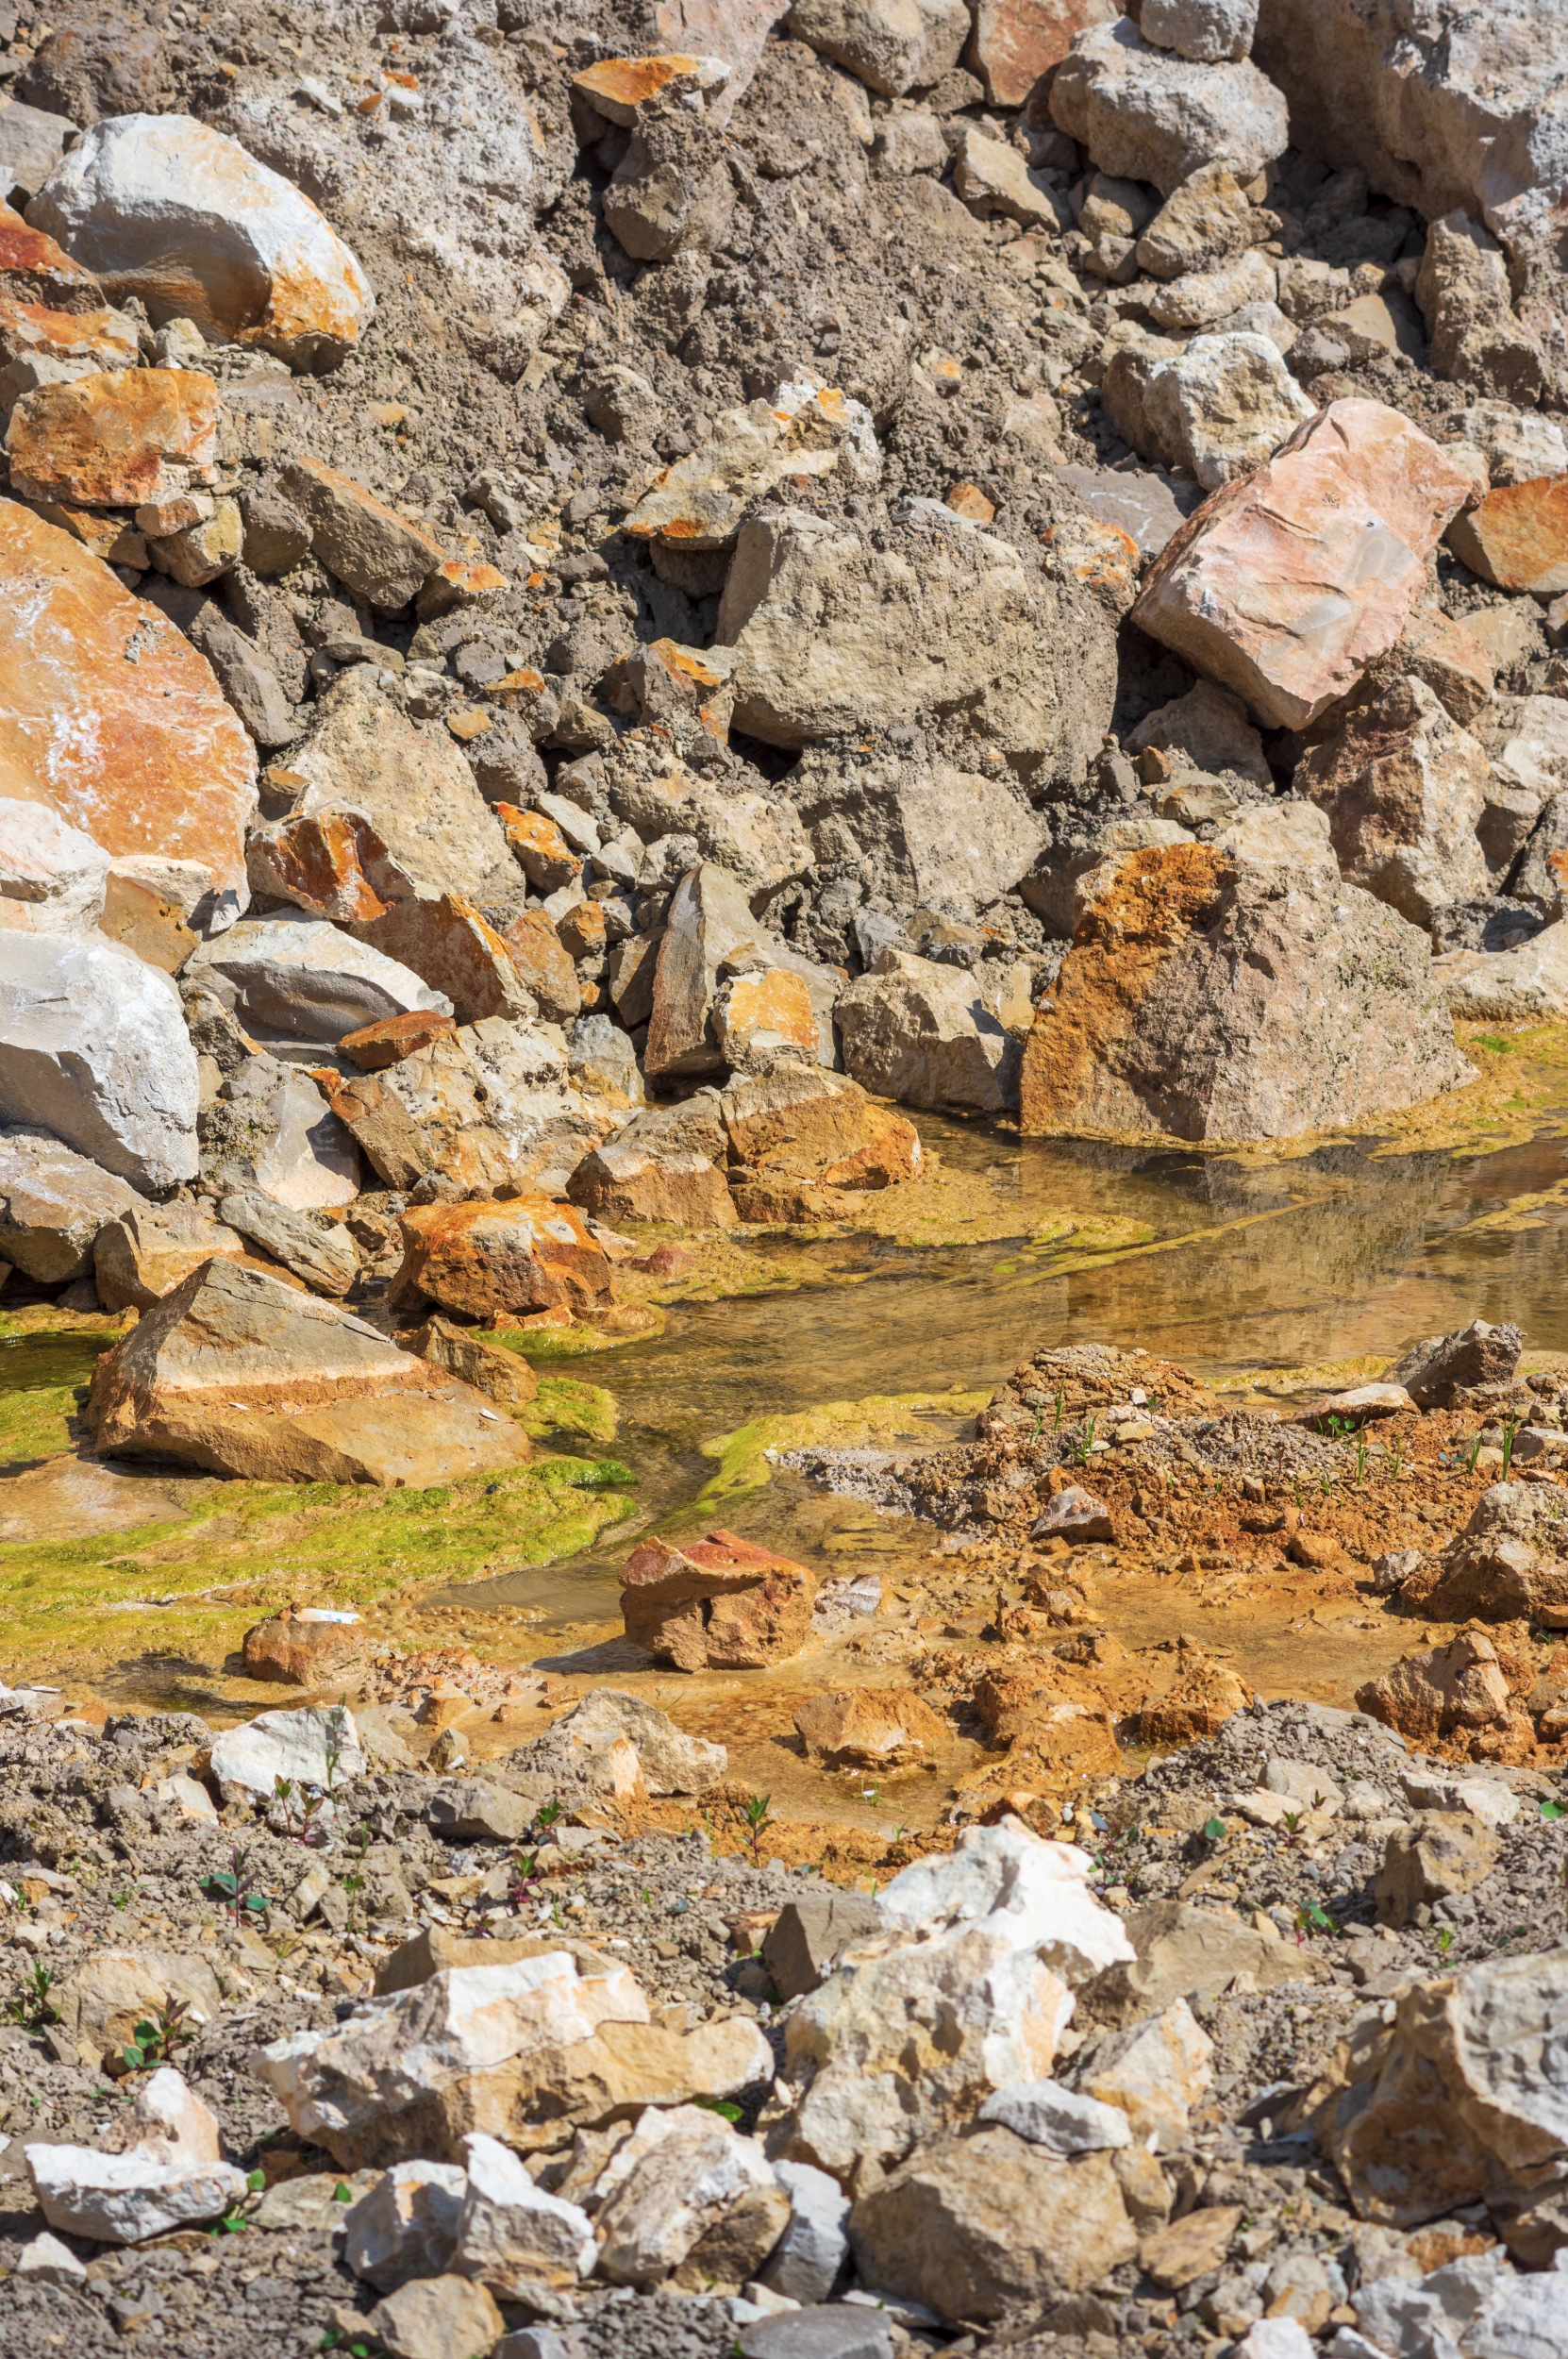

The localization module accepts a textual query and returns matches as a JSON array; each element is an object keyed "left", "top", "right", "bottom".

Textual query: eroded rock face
[
  {"left": 0, "top": 1124, "right": 139, "bottom": 1280},
  {"left": 0, "top": 497, "right": 257, "bottom": 912},
  {"left": 1132, "top": 401, "right": 1476, "bottom": 729},
  {"left": 390, "top": 1197, "right": 613, "bottom": 1324},
  {"left": 1018, "top": 843, "right": 1470, "bottom": 1143},
  {"left": 30, "top": 112, "right": 374, "bottom": 369}
]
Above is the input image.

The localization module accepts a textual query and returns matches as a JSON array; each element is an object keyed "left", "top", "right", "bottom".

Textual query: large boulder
[
  {"left": 88, "top": 1257, "right": 531, "bottom": 1486},
  {"left": 836, "top": 948, "right": 1025, "bottom": 1115},
  {"left": 1298, "top": 676, "right": 1493, "bottom": 929},
  {"left": 0, "top": 934, "right": 198, "bottom": 1189},
  {"left": 0, "top": 1124, "right": 139, "bottom": 1281},
  {"left": 1018, "top": 842, "right": 1472, "bottom": 1143},
  {"left": 29, "top": 111, "right": 373, "bottom": 369},
  {"left": 1049, "top": 17, "right": 1288, "bottom": 192},
  {"left": 325, "top": 1018, "right": 613, "bottom": 1198},
  {"left": 187, "top": 913, "right": 451, "bottom": 1048},
  {"left": 714, "top": 503, "right": 1115, "bottom": 784},
  {"left": 1132, "top": 401, "right": 1476, "bottom": 729},
  {"left": 0, "top": 498, "right": 257, "bottom": 916}
]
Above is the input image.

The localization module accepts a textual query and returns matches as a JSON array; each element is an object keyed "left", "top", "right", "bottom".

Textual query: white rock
[
  {"left": 1145, "top": 332, "right": 1315, "bottom": 489},
  {"left": 31, "top": 112, "right": 374, "bottom": 371},
  {"left": 0, "top": 800, "right": 109, "bottom": 934},
  {"left": 876, "top": 1817, "right": 1135, "bottom": 1982},
  {"left": 757, "top": 2157, "right": 851, "bottom": 2303},
  {"left": 1352, "top": 2252, "right": 1509, "bottom": 2356},
  {"left": 1142, "top": 0, "right": 1258, "bottom": 64},
  {"left": 1397, "top": 1769, "right": 1521, "bottom": 1830},
  {"left": 14, "top": 2231, "right": 88, "bottom": 2287},
  {"left": 976, "top": 2079, "right": 1134, "bottom": 2152},
  {"left": 1436, "top": 922, "right": 1568, "bottom": 1022},
  {"left": 156, "top": 1773, "right": 219, "bottom": 1825},
  {"left": 1262, "top": 1757, "right": 1342, "bottom": 1814},
  {"left": 27, "top": 2068, "right": 247, "bottom": 2246},
  {"left": 1445, "top": 402, "right": 1568, "bottom": 488},
  {"left": 187, "top": 912, "right": 452, "bottom": 1046},
  {"left": 209, "top": 1703, "right": 364, "bottom": 1799},
  {"left": 0, "top": 934, "right": 198, "bottom": 1189},
  {"left": 1233, "top": 2322, "right": 1317, "bottom": 2359},
  {"left": 1216, "top": 800, "right": 1337, "bottom": 877},
  {"left": 1077, "top": 1999, "right": 1215, "bottom": 2148},
  {"left": 453, "top": 2133, "right": 596, "bottom": 2317},
  {"left": 593, "top": 2104, "right": 789, "bottom": 2288},
  {"left": 1145, "top": 246, "right": 1276, "bottom": 329},
  {"left": 1050, "top": 19, "right": 1289, "bottom": 193},
  {"left": 343, "top": 2158, "right": 467, "bottom": 2292},
  {"left": 786, "top": 0, "right": 969, "bottom": 99}
]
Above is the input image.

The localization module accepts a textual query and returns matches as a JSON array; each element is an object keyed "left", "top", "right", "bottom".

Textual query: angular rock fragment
[
  {"left": 763, "top": 1893, "right": 885, "bottom": 2002},
  {"left": 1447, "top": 475, "right": 1568, "bottom": 597},
  {"left": 621, "top": 1528, "right": 816, "bottom": 1670},
  {"left": 968, "top": 0, "right": 1115, "bottom": 107},
  {"left": 88, "top": 1258, "right": 530, "bottom": 1486},
  {"left": 30, "top": 113, "right": 374, "bottom": 369},
  {"left": 342, "top": 2157, "right": 466, "bottom": 2294},
  {"left": 6, "top": 365, "right": 218, "bottom": 509},
  {"left": 792, "top": 748, "right": 1047, "bottom": 912},
  {"left": 1375, "top": 1812, "right": 1500, "bottom": 1929},
  {"left": 837, "top": 949, "right": 1023, "bottom": 1116},
  {"left": 1143, "top": 330, "right": 1312, "bottom": 489},
  {"left": 1298, "top": 676, "right": 1493, "bottom": 929},
  {"left": 643, "top": 862, "right": 838, "bottom": 1080},
  {"left": 217, "top": 1190, "right": 358, "bottom": 1297},
  {"left": 626, "top": 376, "right": 877, "bottom": 552},
  {"left": 92, "top": 1196, "right": 260, "bottom": 1312},
  {"left": 54, "top": 1949, "right": 222, "bottom": 2078},
  {"left": 1132, "top": 401, "right": 1476, "bottom": 729},
  {"left": 1389, "top": 1319, "right": 1524, "bottom": 1408},
  {"left": 27, "top": 2068, "right": 247, "bottom": 2246},
  {"left": 391, "top": 1197, "right": 612, "bottom": 1324},
  {"left": 1050, "top": 18, "right": 1289, "bottom": 192},
  {"left": 453, "top": 2132, "right": 596, "bottom": 2315},
  {"left": 522, "top": 1689, "right": 727, "bottom": 1798},
  {"left": 786, "top": 0, "right": 969, "bottom": 98},
  {"left": 367, "top": 2276, "right": 503, "bottom": 2359},
  {"left": 1076, "top": 1998, "right": 1213, "bottom": 2145},
  {"left": 0, "top": 498, "right": 258, "bottom": 908},
  {"left": 209, "top": 1703, "right": 365, "bottom": 1798},
  {"left": 403, "top": 1316, "right": 538, "bottom": 1409},
  {"left": 978, "top": 2079, "right": 1133, "bottom": 2152},
  {"left": 1356, "top": 1630, "right": 1514, "bottom": 1748},
  {"left": 567, "top": 1138, "right": 737, "bottom": 1230},
  {"left": 0, "top": 933, "right": 198, "bottom": 1188},
  {"left": 280, "top": 457, "right": 444, "bottom": 611},
  {"left": 1435, "top": 925, "right": 1568, "bottom": 1021},
  {"left": 201, "top": 1053, "right": 360, "bottom": 1213},
  {"left": 1143, "top": 0, "right": 1258, "bottom": 65},
  {"left": 188, "top": 912, "right": 451, "bottom": 1047},
  {"left": 794, "top": 1688, "right": 947, "bottom": 1767},
  {"left": 594, "top": 2104, "right": 791, "bottom": 2290},
  {"left": 242, "top": 1607, "right": 370, "bottom": 1688},
  {"left": 0, "top": 1124, "right": 138, "bottom": 1282}
]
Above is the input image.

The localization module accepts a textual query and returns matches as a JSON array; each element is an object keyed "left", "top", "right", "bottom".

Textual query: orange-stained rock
[
  {"left": 354, "top": 892, "right": 533, "bottom": 1025},
  {"left": 0, "top": 295, "right": 139, "bottom": 381},
  {"left": 22, "top": 496, "right": 147, "bottom": 568},
  {"left": 246, "top": 808, "right": 395, "bottom": 925},
  {"left": 92, "top": 1197, "right": 266, "bottom": 1312},
  {"left": 500, "top": 907, "right": 581, "bottom": 1025},
  {"left": 242, "top": 1607, "right": 369, "bottom": 1686},
  {"left": 1356, "top": 1631, "right": 1515, "bottom": 1746},
  {"left": 339, "top": 1009, "right": 459, "bottom": 1071},
  {"left": 1133, "top": 400, "right": 1476, "bottom": 729},
  {"left": 0, "top": 199, "right": 102, "bottom": 311},
  {"left": 719, "top": 1062, "right": 921, "bottom": 1186},
  {"left": 713, "top": 968, "right": 820, "bottom": 1068},
  {"left": 1446, "top": 474, "right": 1568, "bottom": 597},
  {"left": 401, "top": 1313, "right": 539, "bottom": 1408},
  {"left": 6, "top": 367, "right": 220, "bottom": 509},
  {"left": 620, "top": 1527, "right": 816, "bottom": 1668},
  {"left": 0, "top": 497, "right": 257, "bottom": 901},
  {"left": 496, "top": 803, "right": 582, "bottom": 894},
  {"left": 1139, "top": 1648, "right": 1255, "bottom": 1746},
  {"left": 414, "top": 556, "right": 507, "bottom": 620},
  {"left": 567, "top": 1139, "right": 737, "bottom": 1229},
  {"left": 968, "top": 0, "right": 1115, "bottom": 105},
  {"left": 573, "top": 54, "right": 725, "bottom": 125},
  {"left": 390, "top": 1196, "right": 614, "bottom": 1322},
  {"left": 794, "top": 1688, "right": 948, "bottom": 1767}
]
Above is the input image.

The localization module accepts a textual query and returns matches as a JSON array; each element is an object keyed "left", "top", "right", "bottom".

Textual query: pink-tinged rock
[
  {"left": 1446, "top": 474, "right": 1568, "bottom": 597},
  {"left": 0, "top": 198, "right": 102, "bottom": 312},
  {"left": 6, "top": 367, "right": 219, "bottom": 509},
  {"left": 1132, "top": 400, "right": 1476, "bottom": 729},
  {"left": 0, "top": 497, "right": 257, "bottom": 906},
  {"left": 969, "top": 0, "right": 1116, "bottom": 107}
]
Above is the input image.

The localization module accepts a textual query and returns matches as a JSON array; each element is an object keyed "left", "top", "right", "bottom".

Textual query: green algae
[{"left": 693, "top": 1387, "right": 991, "bottom": 1519}]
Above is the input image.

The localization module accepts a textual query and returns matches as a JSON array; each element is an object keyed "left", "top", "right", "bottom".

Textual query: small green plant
[
  {"left": 7, "top": 1963, "right": 58, "bottom": 2033},
  {"left": 1202, "top": 1815, "right": 1227, "bottom": 1845},
  {"left": 508, "top": 1850, "right": 546, "bottom": 1910},
  {"left": 742, "top": 1792, "right": 773, "bottom": 1866},
  {"left": 1053, "top": 1383, "right": 1066, "bottom": 1432},
  {"left": 1475, "top": 1032, "right": 1515, "bottom": 1054},
  {"left": 1075, "top": 1415, "right": 1097, "bottom": 1467},
  {"left": 1467, "top": 1431, "right": 1485, "bottom": 1473},
  {"left": 1541, "top": 1799, "right": 1565, "bottom": 1823},
  {"left": 319, "top": 2334, "right": 370, "bottom": 2357},
  {"left": 1389, "top": 1438, "right": 1404, "bottom": 1481},
  {"left": 1436, "top": 1926, "right": 1454, "bottom": 1956},
  {"left": 122, "top": 1999, "right": 191, "bottom": 2075},
  {"left": 204, "top": 1845, "right": 270, "bottom": 1933},
  {"left": 534, "top": 1798, "right": 563, "bottom": 1835},
  {"left": 694, "top": 2096, "right": 743, "bottom": 2124},
  {"left": 272, "top": 1775, "right": 327, "bottom": 1848},
  {"left": 111, "top": 1888, "right": 130, "bottom": 1911},
  {"left": 1295, "top": 1900, "right": 1334, "bottom": 1938},
  {"left": 1355, "top": 1431, "right": 1369, "bottom": 1485},
  {"left": 1501, "top": 1411, "right": 1522, "bottom": 1480},
  {"left": 1293, "top": 1478, "right": 1304, "bottom": 1510}
]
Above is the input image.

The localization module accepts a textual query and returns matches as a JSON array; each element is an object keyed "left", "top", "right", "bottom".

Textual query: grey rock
[
  {"left": 787, "top": 0, "right": 967, "bottom": 98},
  {"left": 739, "top": 2313, "right": 895, "bottom": 2359},
  {"left": 792, "top": 749, "right": 1046, "bottom": 915},
  {"left": 0, "top": 100, "right": 74, "bottom": 199},
  {"left": 0, "top": 1125, "right": 140, "bottom": 1282},
  {"left": 188, "top": 913, "right": 451, "bottom": 1046},
  {"left": 216, "top": 1191, "right": 359, "bottom": 1297},
  {"left": 189, "top": 611, "right": 296, "bottom": 748},
  {"left": 1055, "top": 461, "right": 1197, "bottom": 559},
  {"left": 1051, "top": 19, "right": 1290, "bottom": 193},
  {"left": 1388, "top": 1319, "right": 1524, "bottom": 1409},
  {"left": 0, "top": 935, "right": 199, "bottom": 1191},
  {"left": 1143, "top": 0, "right": 1259, "bottom": 65},
  {"left": 426, "top": 1782, "right": 537, "bottom": 1845},
  {"left": 759, "top": 2157, "right": 851, "bottom": 2304},
  {"left": 201, "top": 1053, "right": 360, "bottom": 1213},
  {"left": 977, "top": 2079, "right": 1134, "bottom": 2153},
  {"left": 762, "top": 1892, "right": 883, "bottom": 1999}
]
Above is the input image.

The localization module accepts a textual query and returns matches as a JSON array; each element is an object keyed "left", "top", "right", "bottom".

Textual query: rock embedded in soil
[{"left": 620, "top": 1527, "right": 817, "bottom": 1669}]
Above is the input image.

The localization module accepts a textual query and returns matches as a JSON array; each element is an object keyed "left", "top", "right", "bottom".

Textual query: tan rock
[
  {"left": 368, "top": 2275, "right": 503, "bottom": 2359},
  {"left": 354, "top": 895, "right": 533, "bottom": 1027},
  {"left": 847, "top": 2129, "right": 1140, "bottom": 2323},
  {"left": 567, "top": 1140, "right": 736, "bottom": 1230},
  {"left": 1139, "top": 1645, "right": 1254, "bottom": 1744},
  {"left": 499, "top": 909, "right": 581, "bottom": 1025},
  {"left": 1082, "top": 1899, "right": 1321, "bottom": 2030},
  {"left": 952, "top": 125, "right": 1067, "bottom": 229},
  {"left": 593, "top": 2105, "right": 791, "bottom": 2291},
  {"left": 968, "top": 0, "right": 1116, "bottom": 107},
  {"left": 7, "top": 367, "right": 219, "bottom": 510},
  {"left": 1132, "top": 400, "right": 1476, "bottom": 729},
  {"left": 0, "top": 1126, "right": 138, "bottom": 1283},
  {"left": 620, "top": 1527, "right": 816, "bottom": 1669},
  {"left": 794, "top": 1688, "right": 948, "bottom": 1767},
  {"left": 720, "top": 1062, "right": 921, "bottom": 1188},
  {"left": 0, "top": 498, "right": 257, "bottom": 905},
  {"left": 0, "top": 295, "right": 139, "bottom": 412},
  {"left": 1076, "top": 1998, "right": 1213, "bottom": 2146},
  {"left": 92, "top": 1197, "right": 266, "bottom": 1312},
  {"left": 1447, "top": 475, "right": 1568, "bottom": 597},
  {"left": 712, "top": 967, "right": 820, "bottom": 1069},
  {"left": 340, "top": 1010, "right": 460, "bottom": 1071},
  {"left": 1136, "top": 161, "right": 1258, "bottom": 280},
  {"left": 0, "top": 197, "right": 104, "bottom": 312},
  {"left": 1140, "top": 2204, "right": 1243, "bottom": 2290},
  {"left": 280, "top": 456, "right": 445, "bottom": 611},
  {"left": 786, "top": 0, "right": 970, "bottom": 100},
  {"left": 1298, "top": 675, "right": 1493, "bottom": 929},
  {"left": 625, "top": 376, "right": 877, "bottom": 552},
  {"left": 1356, "top": 1631, "right": 1513, "bottom": 1747},
  {"left": 88, "top": 1256, "right": 530, "bottom": 1487},
  {"left": 55, "top": 1949, "right": 223, "bottom": 2075},
  {"left": 242, "top": 1608, "right": 369, "bottom": 1688},
  {"left": 147, "top": 494, "right": 242, "bottom": 589},
  {"left": 403, "top": 1316, "right": 538, "bottom": 1409},
  {"left": 496, "top": 803, "right": 582, "bottom": 895},
  {"left": 1375, "top": 1812, "right": 1500, "bottom": 1930},
  {"left": 391, "top": 1197, "right": 613, "bottom": 1324}
]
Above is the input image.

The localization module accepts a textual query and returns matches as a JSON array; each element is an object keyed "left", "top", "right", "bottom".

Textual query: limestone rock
[
  {"left": 793, "top": 1688, "right": 948, "bottom": 1767},
  {"left": 1314, "top": 1949, "right": 1568, "bottom": 2226},
  {"left": 0, "top": 933, "right": 198, "bottom": 1189},
  {"left": 1448, "top": 402, "right": 1568, "bottom": 490},
  {"left": 0, "top": 498, "right": 258, "bottom": 910},
  {"left": 209, "top": 1702, "right": 365, "bottom": 1798},
  {"left": 391, "top": 1197, "right": 612, "bottom": 1324},
  {"left": 254, "top": 1955, "right": 775, "bottom": 2167},
  {"left": 1019, "top": 843, "right": 1469, "bottom": 1143},
  {"left": 968, "top": 0, "right": 1116, "bottom": 108},
  {"left": 602, "top": 108, "right": 735, "bottom": 263},
  {"left": 92, "top": 1196, "right": 257, "bottom": 1311},
  {"left": 720, "top": 1062, "right": 921, "bottom": 1196},
  {"left": 1050, "top": 18, "right": 1288, "bottom": 192},
  {"left": 88, "top": 1257, "right": 529, "bottom": 1486},
  {"left": 0, "top": 1124, "right": 138, "bottom": 1281},
  {"left": 500, "top": 910, "right": 581, "bottom": 1026},
  {"left": 403, "top": 1317, "right": 538, "bottom": 1410},
  {"left": 453, "top": 2133, "right": 596, "bottom": 2315},
  {"left": 792, "top": 749, "right": 1048, "bottom": 913},
  {"left": 1356, "top": 1631, "right": 1513, "bottom": 1748},
  {"left": 593, "top": 2105, "right": 791, "bottom": 2290},
  {"left": 569, "top": 1136, "right": 735, "bottom": 1230},
  {"left": 620, "top": 1528, "right": 816, "bottom": 1669},
  {"left": 188, "top": 912, "right": 451, "bottom": 1047},
  {"left": 200, "top": 1054, "right": 360, "bottom": 1213},
  {"left": 7, "top": 364, "right": 218, "bottom": 509},
  {"left": 1389, "top": 1319, "right": 1524, "bottom": 1408},
  {"left": 1132, "top": 401, "right": 1476, "bottom": 729},
  {"left": 1436, "top": 925, "right": 1568, "bottom": 1021},
  {"left": 837, "top": 948, "right": 1023, "bottom": 1116},
  {"left": 1447, "top": 475, "right": 1568, "bottom": 597},
  {"left": 342, "top": 2157, "right": 466, "bottom": 2293},
  {"left": 952, "top": 125, "right": 1069, "bottom": 229},
  {"left": 1143, "top": 0, "right": 1258, "bottom": 65},
  {"left": 1298, "top": 676, "right": 1493, "bottom": 929},
  {"left": 1144, "top": 247, "right": 1276, "bottom": 331},
  {"left": 281, "top": 456, "right": 444, "bottom": 610},
  {"left": 1138, "top": 1649, "right": 1255, "bottom": 1743},
  {"left": 1136, "top": 161, "right": 1259, "bottom": 279},
  {"left": 848, "top": 2128, "right": 1141, "bottom": 2322},
  {"left": 643, "top": 861, "right": 837, "bottom": 1080},
  {"left": 325, "top": 1019, "right": 611, "bottom": 1200},
  {"left": 216, "top": 1190, "right": 357, "bottom": 1297},
  {"left": 763, "top": 1892, "right": 884, "bottom": 2001},
  {"left": 522, "top": 1689, "right": 727, "bottom": 1796},
  {"left": 1076, "top": 1999, "right": 1213, "bottom": 2146},
  {"left": 977, "top": 2079, "right": 1133, "bottom": 2152},
  {"left": 786, "top": 0, "right": 969, "bottom": 98},
  {"left": 368, "top": 2275, "right": 504, "bottom": 2359},
  {"left": 876, "top": 1820, "right": 1134, "bottom": 1983},
  {"left": 27, "top": 2067, "right": 248, "bottom": 2246},
  {"left": 54, "top": 1949, "right": 222, "bottom": 2075},
  {"left": 32, "top": 114, "right": 372, "bottom": 369},
  {"left": 715, "top": 504, "right": 1115, "bottom": 781},
  {"left": 626, "top": 375, "right": 877, "bottom": 552},
  {"left": 1128, "top": 678, "right": 1269, "bottom": 785},
  {"left": 1376, "top": 1812, "right": 1501, "bottom": 1929}
]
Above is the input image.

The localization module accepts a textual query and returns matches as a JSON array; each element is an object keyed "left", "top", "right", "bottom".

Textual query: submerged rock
[{"left": 620, "top": 1528, "right": 817, "bottom": 1669}]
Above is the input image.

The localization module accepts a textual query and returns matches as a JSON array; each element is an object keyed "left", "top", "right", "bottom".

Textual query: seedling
[
  {"left": 1202, "top": 1815, "right": 1227, "bottom": 1845},
  {"left": 1053, "top": 1384, "right": 1066, "bottom": 1432},
  {"left": 1388, "top": 1439, "right": 1404, "bottom": 1481},
  {"left": 694, "top": 2096, "right": 743, "bottom": 2124},
  {"left": 1541, "top": 1799, "right": 1565, "bottom": 1823},
  {"left": 742, "top": 1792, "right": 773, "bottom": 1866},
  {"left": 204, "top": 1845, "right": 270, "bottom": 1933},
  {"left": 7, "top": 1963, "right": 58, "bottom": 2033},
  {"left": 1466, "top": 1431, "right": 1485, "bottom": 1473},
  {"left": 534, "top": 1798, "right": 563, "bottom": 1835},
  {"left": 1293, "top": 1478, "right": 1304, "bottom": 1510},
  {"left": 122, "top": 2000, "right": 191, "bottom": 2075},
  {"left": 1075, "top": 1416, "right": 1097, "bottom": 1467},
  {"left": 1501, "top": 1412, "right": 1522, "bottom": 1479},
  {"left": 272, "top": 1775, "right": 327, "bottom": 1848},
  {"left": 1436, "top": 1926, "right": 1454, "bottom": 1956},
  {"left": 508, "top": 1850, "right": 546, "bottom": 1909},
  {"left": 1355, "top": 1432, "right": 1368, "bottom": 1485},
  {"left": 1294, "top": 1900, "right": 1334, "bottom": 1939}
]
